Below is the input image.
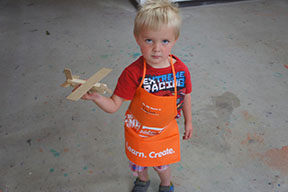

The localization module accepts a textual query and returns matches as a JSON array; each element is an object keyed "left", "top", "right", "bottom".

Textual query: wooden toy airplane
[{"left": 61, "top": 68, "right": 112, "bottom": 101}]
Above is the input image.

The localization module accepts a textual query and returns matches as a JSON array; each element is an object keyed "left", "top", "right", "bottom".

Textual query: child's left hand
[{"left": 183, "top": 123, "right": 193, "bottom": 140}]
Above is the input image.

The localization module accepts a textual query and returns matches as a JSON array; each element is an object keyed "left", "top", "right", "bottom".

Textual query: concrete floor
[{"left": 1, "top": 0, "right": 288, "bottom": 191}]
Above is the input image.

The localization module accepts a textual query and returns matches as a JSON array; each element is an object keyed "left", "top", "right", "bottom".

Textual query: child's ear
[
  {"left": 174, "top": 36, "right": 179, "bottom": 42},
  {"left": 171, "top": 37, "right": 178, "bottom": 46},
  {"left": 134, "top": 34, "right": 140, "bottom": 45}
]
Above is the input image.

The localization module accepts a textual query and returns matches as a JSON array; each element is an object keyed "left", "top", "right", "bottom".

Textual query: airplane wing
[{"left": 66, "top": 68, "right": 112, "bottom": 101}]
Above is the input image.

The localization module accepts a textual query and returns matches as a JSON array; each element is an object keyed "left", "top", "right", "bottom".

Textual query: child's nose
[{"left": 153, "top": 43, "right": 161, "bottom": 52}]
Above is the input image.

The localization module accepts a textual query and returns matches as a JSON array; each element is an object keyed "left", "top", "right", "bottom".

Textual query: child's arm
[
  {"left": 182, "top": 93, "right": 193, "bottom": 140},
  {"left": 82, "top": 92, "right": 124, "bottom": 114}
]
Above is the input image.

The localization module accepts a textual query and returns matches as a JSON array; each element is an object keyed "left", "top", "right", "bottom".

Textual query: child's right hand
[
  {"left": 81, "top": 91, "right": 101, "bottom": 101},
  {"left": 72, "top": 85, "right": 123, "bottom": 113},
  {"left": 72, "top": 85, "right": 100, "bottom": 101}
]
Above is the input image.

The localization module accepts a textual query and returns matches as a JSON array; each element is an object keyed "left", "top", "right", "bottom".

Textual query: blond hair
[{"left": 134, "top": 0, "right": 181, "bottom": 39}]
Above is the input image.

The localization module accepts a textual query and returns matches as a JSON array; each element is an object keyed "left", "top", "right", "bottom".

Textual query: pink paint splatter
[
  {"left": 284, "top": 64, "right": 288, "bottom": 69},
  {"left": 257, "top": 146, "right": 288, "bottom": 176}
]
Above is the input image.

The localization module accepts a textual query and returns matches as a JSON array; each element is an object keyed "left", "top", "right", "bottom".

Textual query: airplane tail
[{"left": 60, "top": 68, "right": 73, "bottom": 87}]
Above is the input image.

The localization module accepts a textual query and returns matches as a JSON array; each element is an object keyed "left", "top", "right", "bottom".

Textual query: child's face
[{"left": 135, "top": 26, "right": 178, "bottom": 68}]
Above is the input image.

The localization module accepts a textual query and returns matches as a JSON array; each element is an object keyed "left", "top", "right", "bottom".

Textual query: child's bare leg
[
  {"left": 154, "top": 166, "right": 171, "bottom": 186},
  {"left": 137, "top": 168, "right": 149, "bottom": 181}
]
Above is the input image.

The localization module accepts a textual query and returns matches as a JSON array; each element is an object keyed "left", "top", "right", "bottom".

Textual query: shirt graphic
[{"left": 141, "top": 71, "right": 186, "bottom": 94}]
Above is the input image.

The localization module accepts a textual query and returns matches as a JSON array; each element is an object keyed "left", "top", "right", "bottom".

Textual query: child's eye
[
  {"left": 162, "top": 40, "right": 169, "bottom": 45},
  {"left": 145, "top": 39, "right": 153, "bottom": 44}
]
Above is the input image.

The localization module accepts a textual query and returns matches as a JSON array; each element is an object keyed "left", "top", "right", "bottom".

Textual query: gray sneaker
[
  {"left": 131, "top": 178, "right": 151, "bottom": 192},
  {"left": 159, "top": 182, "right": 174, "bottom": 192}
]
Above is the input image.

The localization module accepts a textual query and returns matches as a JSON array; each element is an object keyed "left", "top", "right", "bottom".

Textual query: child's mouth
[{"left": 152, "top": 55, "right": 161, "bottom": 59}]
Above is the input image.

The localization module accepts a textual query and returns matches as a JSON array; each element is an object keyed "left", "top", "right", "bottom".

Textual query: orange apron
[{"left": 124, "top": 56, "right": 180, "bottom": 167}]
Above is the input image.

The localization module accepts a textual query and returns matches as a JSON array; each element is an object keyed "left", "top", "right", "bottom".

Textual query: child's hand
[
  {"left": 81, "top": 91, "right": 101, "bottom": 101},
  {"left": 183, "top": 123, "right": 193, "bottom": 140},
  {"left": 72, "top": 85, "right": 100, "bottom": 101}
]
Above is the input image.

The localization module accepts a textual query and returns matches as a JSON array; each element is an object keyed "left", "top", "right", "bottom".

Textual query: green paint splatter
[
  {"left": 132, "top": 52, "right": 141, "bottom": 59},
  {"left": 227, "top": 34, "right": 234, "bottom": 40},
  {"left": 50, "top": 168, "right": 55, "bottom": 173},
  {"left": 274, "top": 72, "right": 282, "bottom": 77},
  {"left": 64, "top": 173, "right": 68, "bottom": 177},
  {"left": 182, "top": 59, "right": 191, "bottom": 63},
  {"left": 50, "top": 149, "right": 60, "bottom": 157},
  {"left": 83, "top": 166, "right": 88, "bottom": 170},
  {"left": 100, "top": 54, "right": 109, "bottom": 59},
  {"left": 177, "top": 164, "right": 183, "bottom": 171}
]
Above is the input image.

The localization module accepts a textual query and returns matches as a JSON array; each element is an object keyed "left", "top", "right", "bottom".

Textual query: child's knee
[{"left": 153, "top": 165, "right": 169, "bottom": 172}]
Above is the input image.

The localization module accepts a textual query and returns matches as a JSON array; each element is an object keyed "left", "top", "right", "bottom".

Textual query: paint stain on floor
[
  {"left": 256, "top": 146, "right": 288, "bottom": 176},
  {"left": 242, "top": 110, "right": 258, "bottom": 125},
  {"left": 241, "top": 133, "right": 264, "bottom": 145}
]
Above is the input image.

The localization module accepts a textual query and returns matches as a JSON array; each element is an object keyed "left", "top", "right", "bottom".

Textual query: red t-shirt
[{"left": 114, "top": 55, "right": 192, "bottom": 118}]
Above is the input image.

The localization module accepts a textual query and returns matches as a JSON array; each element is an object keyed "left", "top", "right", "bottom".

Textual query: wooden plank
[
  {"left": 69, "top": 79, "right": 102, "bottom": 88},
  {"left": 66, "top": 68, "right": 112, "bottom": 101}
]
